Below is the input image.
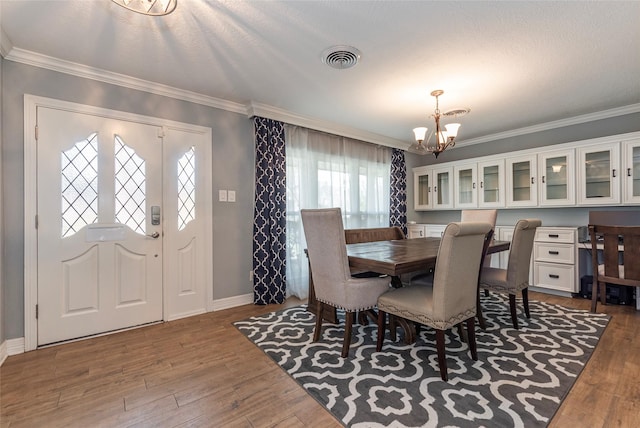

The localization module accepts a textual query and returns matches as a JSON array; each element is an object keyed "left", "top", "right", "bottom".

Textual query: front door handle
[{"left": 147, "top": 231, "right": 160, "bottom": 239}]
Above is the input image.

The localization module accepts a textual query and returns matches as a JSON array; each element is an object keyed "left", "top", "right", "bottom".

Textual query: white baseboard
[
  {"left": 0, "top": 337, "right": 25, "bottom": 366},
  {"left": 211, "top": 293, "right": 253, "bottom": 311}
]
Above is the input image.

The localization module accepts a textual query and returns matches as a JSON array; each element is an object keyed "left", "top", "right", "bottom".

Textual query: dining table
[{"left": 307, "top": 236, "right": 511, "bottom": 332}]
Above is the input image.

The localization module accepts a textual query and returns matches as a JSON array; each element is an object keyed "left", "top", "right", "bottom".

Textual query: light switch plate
[
  {"left": 228, "top": 190, "right": 236, "bottom": 202},
  {"left": 218, "top": 189, "right": 227, "bottom": 202}
]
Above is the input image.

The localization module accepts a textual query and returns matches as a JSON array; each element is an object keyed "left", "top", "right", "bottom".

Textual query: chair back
[
  {"left": 461, "top": 209, "right": 497, "bottom": 230},
  {"left": 589, "top": 225, "right": 640, "bottom": 284},
  {"left": 432, "top": 221, "right": 492, "bottom": 321},
  {"left": 301, "top": 208, "right": 352, "bottom": 303},
  {"left": 506, "top": 219, "right": 542, "bottom": 286}
]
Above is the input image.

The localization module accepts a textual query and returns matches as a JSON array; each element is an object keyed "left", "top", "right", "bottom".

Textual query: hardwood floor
[{"left": 1, "top": 292, "right": 639, "bottom": 427}]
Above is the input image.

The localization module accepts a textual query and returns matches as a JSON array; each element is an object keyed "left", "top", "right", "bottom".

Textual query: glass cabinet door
[
  {"left": 539, "top": 149, "right": 575, "bottom": 206},
  {"left": 577, "top": 143, "right": 620, "bottom": 205},
  {"left": 454, "top": 163, "right": 477, "bottom": 208},
  {"left": 478, "top": 159, "right": 505, "bottom": 208},
  {"left": 413, "top": 167, "right": 431, "bottom": 210},
  {"left": 506, "top": 155, "right": 538, "bottom": 207},
  {"left": 432, "top": 166, "right": 453, "bottom": 209},
  {"left": 623, "top": 139, "right": 640, "bottom": 204}
]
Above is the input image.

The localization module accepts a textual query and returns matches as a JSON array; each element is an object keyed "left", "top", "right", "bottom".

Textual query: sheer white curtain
[{"left": 285, "top": 125, "right": 391, "bottom": 299}]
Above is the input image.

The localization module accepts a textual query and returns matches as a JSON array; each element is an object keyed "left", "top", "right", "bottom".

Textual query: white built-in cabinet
[
  {"left": 577, "top": 141, "right": 621, "bottom": 205},
  {"left": 622, "top": 138, "right": 640, "bottom": 204},
  {"left": 538, "top": 148, "right": 575, "bottom": 206},
  {"left": 478, "top": 158, "right": 505, "bottom": 208},
  {"left": 453, "top": 158, "right": 505, "bottom": 209},
  {"left": 506, "top": 154, "right": 538, "bottom": 207},
  {"left": 413, "top": 165, "right": 453, "bottom": 210},
  {"left": 407, "top": 224, "right": 446, "bottom": 239},
  {"left": 412, "top": 131, "right": 640, "bottom": 210},
  {"left": 533, "top": 227, "right": 579, "bottom": 293},
  {"left": 454, "top": 163, "right": 477, "bottom": 208}
]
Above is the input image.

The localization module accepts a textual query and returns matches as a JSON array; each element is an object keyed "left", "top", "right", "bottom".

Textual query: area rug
[{"left": 234, "top": 294, "right": 610, "bottom": 427}]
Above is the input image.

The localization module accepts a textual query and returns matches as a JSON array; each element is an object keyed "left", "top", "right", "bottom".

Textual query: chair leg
[
  {"left": 600, "top": 281, "right": 607, "bottom": 306},
  {"left": 509, "top": 294, "right": 519, "bottom": 329},
  {"left": 456, "top": 323, "right": 466, "bottom": 342},
  {"left": 376, "top": 310, "right": 386, "bottom": 352},
  {"left": 342, "top": 311, "right": 354, "bottom": 358},
  {"left": 476, "top": 288, "right": 486, "bottom": 329},
  {"left": 484, "top": 289, "right": 489, "bottom": 297},
  {"left": 435, "top": 329, "right": 448, "bottom": 381},
  {"left": 522, "top": 288, "right": 530, "bottom": 318},
  {"left": 313, "top": 300, "right": 323, "bottom": 342},
  {"left": 591, "top": 278, "right": 601, "bottom": 312},
  {"left": 466, "top": 318, "right": 478, "bottom": 361}
]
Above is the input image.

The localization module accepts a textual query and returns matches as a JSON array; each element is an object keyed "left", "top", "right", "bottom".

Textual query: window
[{"left": 285, "top": 125, "right": 391, "bottom": 298}]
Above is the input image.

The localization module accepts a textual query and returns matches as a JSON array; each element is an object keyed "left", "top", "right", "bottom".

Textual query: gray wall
[
  {"left": 1, "top": 60, "right": 256, "bottom": 340},
  {"left": 405, "top": 113, "right": 640, "bottom": 228}
]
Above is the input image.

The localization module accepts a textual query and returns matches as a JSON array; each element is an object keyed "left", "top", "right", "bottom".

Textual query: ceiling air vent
[{"left": 321, "top": 45, "right": 361, "bottom": 70}]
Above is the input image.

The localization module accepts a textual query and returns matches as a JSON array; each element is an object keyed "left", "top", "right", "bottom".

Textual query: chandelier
[
  {"left": 408, "top": 90, "right": 470, "bottom": 158},
  {"left": 112, "top": 0, "right": 177, "bottom": 16}
]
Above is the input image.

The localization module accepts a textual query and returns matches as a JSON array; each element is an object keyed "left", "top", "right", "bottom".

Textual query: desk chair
[
  {"left": 301, "top": 208, "right": 391, "bottom": 357},
  {"left": 479, "top": 219, "right": 541, "bottom": 329},
  {"left": 589, "top": 225, "right": 640, "bottom": 313},
  {"left": 376, "top": 221, "right": 492, "bottom": 381}
]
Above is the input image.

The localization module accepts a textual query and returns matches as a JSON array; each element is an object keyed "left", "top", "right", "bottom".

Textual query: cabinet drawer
[
  {"left": 407, "top": 225, "right": 425, "bottom": 239},
  {"left": 534, "top": 262, "right": 576, "bottom": 292},
  {"left": 535, "top": 228, "right": 575, "bottom": 244},
  {"left": 534, "top": 243, "right": 574, "bottom": 264}
]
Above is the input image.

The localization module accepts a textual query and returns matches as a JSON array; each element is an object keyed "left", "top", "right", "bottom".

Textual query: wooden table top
[{"left": 347, "top": 237, "right": 510, "bottom": 276}]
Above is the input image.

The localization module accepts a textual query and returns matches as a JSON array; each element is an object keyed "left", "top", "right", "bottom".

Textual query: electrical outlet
[
  {"left": 228, "top": 190, "right": 236, "bottom": 202},
  {"left": 249, "top": 270, "right": 254, "bottom": 282},
  {"left": 218, "top": 190, "right": 227, "bottom": 202}
]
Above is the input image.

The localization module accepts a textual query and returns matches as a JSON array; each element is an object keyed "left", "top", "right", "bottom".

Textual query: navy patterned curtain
[
  {"left": 252, "top": 117, "right": 287, "bottom": 304},
  {"left": 389, "top": 148, "right": 407, "bottom": 236}
]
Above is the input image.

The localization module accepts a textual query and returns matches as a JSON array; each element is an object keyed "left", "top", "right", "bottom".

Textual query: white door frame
[{"left": 23, "top": 94, "right": 213, "bottom": 351}]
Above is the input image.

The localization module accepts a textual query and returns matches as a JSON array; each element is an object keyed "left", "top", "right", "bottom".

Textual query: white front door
[{"left": 37, "top": 107, "right": 163, "bottom": 345}]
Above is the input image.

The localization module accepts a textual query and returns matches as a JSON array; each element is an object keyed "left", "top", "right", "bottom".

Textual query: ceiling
[{"left": 1, "top": 0, "right": 639, "bottom": 149}]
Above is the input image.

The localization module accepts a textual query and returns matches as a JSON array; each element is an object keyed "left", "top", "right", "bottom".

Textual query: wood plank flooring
[{"left": 1, "top": 292, "right": 639, "bottom": 427}]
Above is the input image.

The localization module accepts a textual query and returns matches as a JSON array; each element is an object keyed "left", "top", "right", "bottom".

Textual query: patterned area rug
[{"left": 235, "top": 294, "right": 610, "bottom": 427}]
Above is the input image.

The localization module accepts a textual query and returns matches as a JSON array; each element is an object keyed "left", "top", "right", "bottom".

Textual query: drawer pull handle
[
  {"left": 548, "top": 234, "right": 559, "bottom": 238},
  {"left": 549, "top": 274, "right": 560, "bottom": 279},
  {"left": 542, "top": 176, "right": 546, "bottom": 184},
  {"left": 531, "top": 177, "right": 535, "bottom": 184},
  {"left": 628, "top": 168, "right": 632, "bottom": 177},
  {"left": 548, "top": 250, "right": 559, "bottom": 255}
]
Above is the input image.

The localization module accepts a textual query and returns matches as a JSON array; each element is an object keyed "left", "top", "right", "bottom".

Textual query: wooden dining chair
[
  {"left": 301, "top": 208, "right": 391, "bottom": 357},
  {"left": 376, "top": 221, "right": 492, "bottom": 381},
  {"left": 589, "top": 224, "right": 640, "bottom": 313},
  {"left": 478, "top": 219, "right": 541, "bottom": 329}
]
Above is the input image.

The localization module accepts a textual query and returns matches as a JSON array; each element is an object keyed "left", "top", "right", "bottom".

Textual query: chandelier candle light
[{"left": 409, "top": 90, "right": 470, "bottom": 158}]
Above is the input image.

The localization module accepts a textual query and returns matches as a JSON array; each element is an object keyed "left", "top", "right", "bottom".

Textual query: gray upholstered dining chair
[
  {"left": 301, "top": 208, "right": 391, "bottom": 357},
  {"left": 376, "top": 221, "right": 492, "bottom": 381},
  {"left": 461, "top": 209, "right": 497, "bottom": 267},
  {"left": 478, "top": 218, "right": 541, "bottom": 329}
]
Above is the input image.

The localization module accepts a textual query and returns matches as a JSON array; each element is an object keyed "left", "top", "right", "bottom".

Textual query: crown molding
[
  {"left": 457, "top": 103, "right": 640, "bottom": 147},
  {"left": 4, "top": 47, "right": 248, "bottom": 114},
  {"left": 0, "top": 25, "right": 13, "bottom": 58},
  {"left": 247, "top": 102, "right": 410, "bottom": 150},
  {"left": 4, "top": 47, "right": 638, "bottom": 151}
]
